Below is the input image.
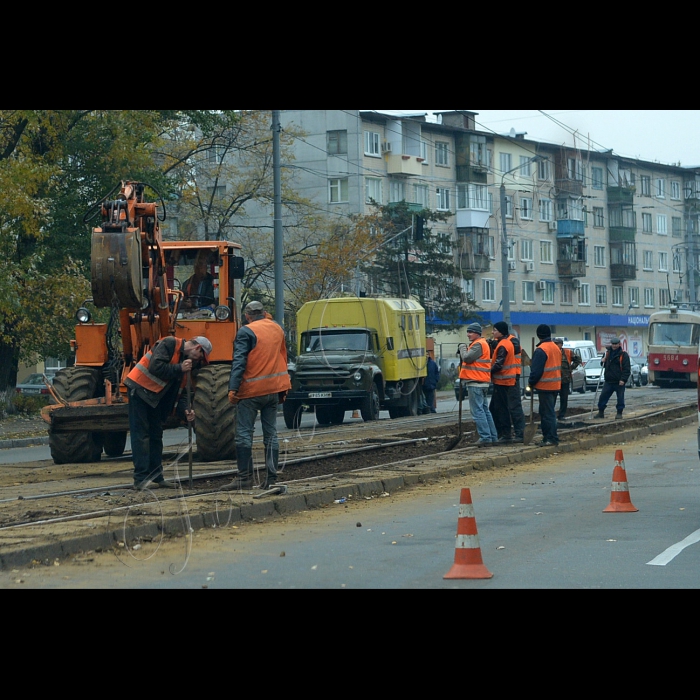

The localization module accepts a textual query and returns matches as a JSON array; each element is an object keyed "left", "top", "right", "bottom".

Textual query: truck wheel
[
  {"left": 193, "top": 365, "right": 236, "bottom": 462},
  {"left": 103, "top": 432, "right": 127, "bottom": 457},
  {"left": 283, "top": 401, "right": 303, "bottom": 430},
  {"left": 388, "top": 408, "right": 402, "bottom": 419},
  {"left": 315, "top": 406, "right": 335, "bottom": 426},
  {"left": 406, "top": 384, "right": 419, "bottom": 416},
  {"left": 49, "top": 366, "right": 103, "bottom": 464},
  {"left": 361, "top": 384, "right": 380, "bottom": 422},
  {"left": 330, "top": 407, "right": 345, "bottom": 425}
]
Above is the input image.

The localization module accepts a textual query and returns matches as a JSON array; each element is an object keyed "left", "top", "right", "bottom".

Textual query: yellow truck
[{"left": 285, "top": 297, "right": 427, "bottom": 428}]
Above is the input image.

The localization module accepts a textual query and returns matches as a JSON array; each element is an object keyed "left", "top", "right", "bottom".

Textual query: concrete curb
[
  {"left": 0, "top": 436, "right": 49, "bottom": 450},
  {"left": 0, "top": 412, "right": 695, "bottom": 571}
]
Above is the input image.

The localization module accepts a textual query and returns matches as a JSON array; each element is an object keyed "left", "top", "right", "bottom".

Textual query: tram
[{"left": 647, "top": 305, "right": 700, "bottom": 388}]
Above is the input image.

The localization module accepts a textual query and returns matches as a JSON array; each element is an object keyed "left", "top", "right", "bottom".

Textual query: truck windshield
[{"left": 302, "top": 331, "right": 370, "bottom": 353}]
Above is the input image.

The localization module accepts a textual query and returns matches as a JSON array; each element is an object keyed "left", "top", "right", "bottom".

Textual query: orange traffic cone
[
  {"left": 352, "top": 410, "right": 360, "bottom": 419},
  {"left": 603, "top": 449, "right": 639, "bottom": 513},
  {"left": 444, "top": 489, "right": 493, "bottom": 580}
]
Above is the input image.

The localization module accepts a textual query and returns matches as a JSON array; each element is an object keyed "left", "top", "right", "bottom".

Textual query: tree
[{"left": 357, "top": 201, "right": 481, "bottom": 331}]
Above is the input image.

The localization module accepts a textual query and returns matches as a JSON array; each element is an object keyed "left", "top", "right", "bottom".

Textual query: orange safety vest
[
  {"left": 535, "top": 341, "right": 562, "bottom": 392},
  {"left": 460, "top": 338, "right": 492, "bottom": 383},
  {"left": 237, "top": 319, "right": 292, "bottom": 400},
  {"left": 127, "top": 337, "right": 185, "bottom": 394},
  {"left": 491, "top": 336, "right": 520, "bottom": 387}
]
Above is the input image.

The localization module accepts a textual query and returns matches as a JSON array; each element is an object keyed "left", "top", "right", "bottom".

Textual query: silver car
[
  {"left": 15, "top": 373, "right": 54, "bottom": 396},
  {"left": 583, "top": 357, "right": 604, "bottom": 391}
]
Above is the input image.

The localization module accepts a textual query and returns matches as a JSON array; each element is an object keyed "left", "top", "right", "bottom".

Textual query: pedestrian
[
  {"left": 553, "top": 338, "right": 580, "bottom": 420},
  {"left": 490, "top": 321, "right": 526, "bottom": 443},
  {"left": 527, "top": 324, "right": 562, "bottom": 447},
  {"left": 226, "top": 301, "right": 292, "bottom": 490},
  {"left": 422, "top": 353, "right": 440, "bottom": 414},
  {"left": 596, "top": 337, "right": 631, "bottom": 420},
  {"left": 125, "top": 335, "right": 212, "bottom": 490},
  {"left": 458, "top": 322, "right": 498, "bottom": 446}
]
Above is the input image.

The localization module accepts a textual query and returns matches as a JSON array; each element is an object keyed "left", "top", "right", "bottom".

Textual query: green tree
[{"left": 358, "top": 201, "right": 481, "bottom": 331}]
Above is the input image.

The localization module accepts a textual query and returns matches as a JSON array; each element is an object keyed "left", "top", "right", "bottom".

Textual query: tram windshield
[{"left": 649, "top": 322, "right": 700, "bottom": 347}]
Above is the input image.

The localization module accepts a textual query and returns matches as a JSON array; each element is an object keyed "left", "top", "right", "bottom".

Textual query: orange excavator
[{"left": 42, "top": 181, "right": 245, "bottom": 464}]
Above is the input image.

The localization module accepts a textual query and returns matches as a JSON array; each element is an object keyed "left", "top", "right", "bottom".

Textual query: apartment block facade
[{"left": 279, "top": 110, "right": 700, "bottom": 358}]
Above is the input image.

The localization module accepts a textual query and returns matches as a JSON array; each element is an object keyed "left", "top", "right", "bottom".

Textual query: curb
[
  {"left": 0, "top": 436, "right": 49, "bottom": 450},
  {"left": 0, "top": 411, "right": 694, "bottom": 571}
]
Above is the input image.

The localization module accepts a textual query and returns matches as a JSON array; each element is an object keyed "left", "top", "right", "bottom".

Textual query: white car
[{"left": 583, "top": 357, "right": 604, "bottom": 391}]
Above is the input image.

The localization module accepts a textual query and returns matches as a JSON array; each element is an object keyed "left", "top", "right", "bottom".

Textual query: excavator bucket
[{"left": 91, "top": 229, "right": 143, "bottom": 308}]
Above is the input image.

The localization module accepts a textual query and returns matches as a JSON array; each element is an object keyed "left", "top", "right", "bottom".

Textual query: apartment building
[{"left": 278, "top": 110, "right": 700, "bottom": 357}]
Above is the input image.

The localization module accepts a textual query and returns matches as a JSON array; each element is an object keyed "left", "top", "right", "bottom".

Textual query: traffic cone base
[
  {"left": 444, "top": 490, "right": 493, "bottom": 580},
  {"left": 603, "top": 449, "right": 638, "bottom": 513}
]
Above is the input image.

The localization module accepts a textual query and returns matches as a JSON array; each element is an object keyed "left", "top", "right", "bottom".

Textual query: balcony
[
  {"left": 460, "top": 252, "right": 490, "bottom": 273},
  {"left": 386, "top": 154, "right": 424, "bottom": 177},
  {"left": 609, "top": 226, "right": 637, "bottom": 242},
  {"left": 456, "top": 209, "right": 490, "bottom": 229},
  {"left": 557, "top": 219, "right": 585, "bottom": 237},
  {"left": 607, "top": 186, "right": 635, "bottom": 205},
  {"left": 610, "top": 264, "right": 637, "bottom": 281},
  {"left": 555, "top": 178, "right": 584, "bottom": 198},
  {"left": 456, "top": 165, "right": 488, "bottom": 185},
  {"left": 557, "top": 260, "right": 586, "bottom": 278}
]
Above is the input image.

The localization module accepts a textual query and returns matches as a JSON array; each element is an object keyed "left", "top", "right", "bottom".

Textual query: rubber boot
[
  {"left": 222, "top": 446, "right": 253, "bottom": 490},
  {"left": 616, "top": 412, "right": 623, "bottom": 420},
  {"left": 596, "top": 410, "right": 605, "bottom": 419},
  {"left": 261, "top": 447, "right": 279, "bottom": 490}
]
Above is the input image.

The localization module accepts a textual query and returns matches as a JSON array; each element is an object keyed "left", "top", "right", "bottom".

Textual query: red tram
[{"left": 647, "top": 305, "right": 700, "bottom": 389}]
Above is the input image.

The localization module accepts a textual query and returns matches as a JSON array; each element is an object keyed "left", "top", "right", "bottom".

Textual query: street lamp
[{"left": 499, "top": 155, "right": 547, "bottom": 329}]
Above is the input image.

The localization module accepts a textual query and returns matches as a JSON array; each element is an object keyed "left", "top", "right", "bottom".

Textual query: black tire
[
  {"left": 283, "top": 401, "right": 303, "bottom": 430},
  {"left": 193, "top": 365, "right": 236, "bottom": 462},
  {"left": 49, "top": 366, "right": 103, "bottom": 464},
  {"left": 361, "top": 383, "right": 381, "bottom": 422},
  {"left": 388, "top": 407, "right": 402, "bottom": 419},
  {"left": 315, "top": 406, "right": 335, "bottom": 426},
  {"left": 103, "top": 431, "right": 127, "bottom": 457},
  {"left": 330, "top": 406, "right": 345, "bottom": 425}
]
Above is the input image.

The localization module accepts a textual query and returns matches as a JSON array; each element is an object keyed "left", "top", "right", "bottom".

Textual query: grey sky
[{"left": 368, "top": 110, "right": 700, "bottom": 168}]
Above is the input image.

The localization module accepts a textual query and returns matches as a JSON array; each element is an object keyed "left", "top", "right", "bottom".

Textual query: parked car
[
  {"left": 15, "top": 372, "right": 54, "bottom": 396},
  {"left": 569, "top": 362, "right": 587, "bottom": 394},
  {"left": 583, "top": 357, "right": 604, "bottom": 391},
  {"left": 627, "top": 357, "right": 647, "bottom": 387},
  {"left": 640, "top": 361, "right": 649, "bottom": 386}
]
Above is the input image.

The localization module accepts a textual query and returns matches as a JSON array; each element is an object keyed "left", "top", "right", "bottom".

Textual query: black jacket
[{"left": 602, "top": 346, "right": 631, "bottom": 384}]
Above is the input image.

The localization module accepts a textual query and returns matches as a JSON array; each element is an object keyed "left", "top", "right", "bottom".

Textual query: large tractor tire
[
  {"left": 193, "top": 365, "right": 236, "bottom": 462},
  {"left": 49, "top": 366, "right": 103, "bottom": 464}
]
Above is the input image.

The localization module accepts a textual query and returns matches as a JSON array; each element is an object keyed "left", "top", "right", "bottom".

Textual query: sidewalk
[{"left": 0, "top": 414, "right": 49, "bottom": 449}]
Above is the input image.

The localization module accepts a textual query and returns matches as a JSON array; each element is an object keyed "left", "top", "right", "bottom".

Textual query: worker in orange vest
[
  {"left": 490, "top": 321, "right": 526, "bottom": 443},
  {"left": 527, "top": 324, "right": 562, "bottom": 447}
]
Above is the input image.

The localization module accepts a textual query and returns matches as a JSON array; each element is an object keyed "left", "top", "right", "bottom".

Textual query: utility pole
[
  {"left": 500, "top": 183, "right": 512, "bottom": 329},
  {"left": 272, "top": 110, "right": 284, "bottom": 328}
]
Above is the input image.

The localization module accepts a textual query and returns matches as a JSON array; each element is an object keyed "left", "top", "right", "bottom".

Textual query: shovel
[
  {"left": 523, "top": 339, "right": 537, "bottom": 446},
  {"left": 187, "top": 373, "right": 194, "bottom": 489},
  {"left": 446, "top": 379, "right": 465, "bottom": 451}
]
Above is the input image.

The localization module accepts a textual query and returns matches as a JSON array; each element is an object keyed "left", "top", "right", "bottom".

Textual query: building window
[
  {"left": 523, "top": 281, "right": 535, "bottom": 303},
  {"left": 643, "top": 250, "right": 653, "bottom": 270},
  {"left": 508, "top": 280, "right": 516, "bottom": 304},
  {"left": 673, "top": 251, "right": 682, "bottom": 273},
  {"left": 208, "top": 185, "right": 226, "bottom": 199},
  {"left": 505, "top": 195, "right": 513, "bottom": 218},
  {"left": 629, "top": 287, "right": 639, "bottom": 308},
  {"left": 420, "top": 141, "right": 430, "bottom": 163},
  {"left": 520, "top": 197, "right": 533, "bottom": 220},
  {"left": 567, "top": 158, "right": 583, "bottom": 181},
  {"left": 542, "top": 281, "right": 555, "bottom": 304},
  {"left": 521, "top": 239, "right": 533, "bottom": 261},
  {"left": 642, "top": 213, "right": 653, "bottom": 233},
  {"left": 389, "top": 180, "right": 406, "bottom": 203},
  {"left": 540, "top": 240, "right": 553, "bottom": 264},
  {"left": 329, "top": 178, "right": 349, "bottom": 204},
  {"left": 414, "top": 185, "right": 429, "bottom": 208},
  {"left": 655, "top": 179, "right": 666, "bottom": 198},
  {"left": 538, "top": 158, "right": 551, "bottom": 181},
  {"left": 436, "top": 188, "right": 451, "bottom": 211},
  {"left": 672, "top": 217, "right": 682, "bottom": 237},
  {"left": 539, "top": 198, "right": 553, "bottom": 222},
  {"left": 644, "top": 288, "right": 655, "bottom": 308},
  {"left": 659, "top": 251, "right": 668, "bottom": 272},
  {"left": 671, "top": 181, "right": 681, "bottom": 200},
  {"left": 435, "top": 142, "right": 449, "bottom": 167},
  {"left": 660, "top": 288, "right": 671, "bottom": 307},
  {"left": 578, "top": 283, "right": 590, "bottom": 306},
  {"left": 327, "top": 130, "right": 348, "bottom": 156},
  {"left": 364, "top": 131, "right": 381, "bottom": 157},
  {"left": 488, "top": 236, "right": 495, "bottom": 259},
  {"left": 482, "top": 279, "right": 496, "bottom": 303},
  {"left": 458, "top": 184, "right": 488, "bottom": 210},
  {"left": 594, "top": 246, "right": 606, "bottom": 267},
  {"left": 596, "top": 285, "right": 608, "bottom": 306},
  {"left": 657, "top": 215, "right": 668, "bottom": 235},
  {"left": 612, "top": 286, "right": 624, "bottom": 307},
  {"left": 507, "top": 240, "right": 517, "bottom": 262},
  {"left": 561, "top": 283, "right": 573, "bottom": 305},
  {"left": 593, "top": 207, "right": 605, "bottom": 228},
  {"left": 592, "top": 167, "right": 604, "bottom": 190},
  {"left": 365, "top": 177, "right": 382, "bottom": 204},
  {"left": 640, "top": 176, "right": 651, "bottom": 196},
  {"left": 519, "top": 156, "right": 532, "bottom": 177},
  {"left": 499, "top": 153, "right": 512, "bottom": 176}
]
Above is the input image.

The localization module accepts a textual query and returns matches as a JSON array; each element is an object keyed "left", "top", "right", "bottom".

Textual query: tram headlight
[
  {"left": 683, "top": 359, "right": 689, "bottom": 366},
  {"left": 654, "top": 358, "right": 660, "bottom": 365}
]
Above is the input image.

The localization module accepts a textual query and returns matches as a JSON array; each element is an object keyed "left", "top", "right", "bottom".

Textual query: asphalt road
[{"left": 2, "top": 420, "right": 698, "bottom": 589}]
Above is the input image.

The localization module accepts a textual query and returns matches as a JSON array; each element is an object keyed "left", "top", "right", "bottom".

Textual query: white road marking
[{"left": 647, "top": 529, "right": 700, "bottom": 566}]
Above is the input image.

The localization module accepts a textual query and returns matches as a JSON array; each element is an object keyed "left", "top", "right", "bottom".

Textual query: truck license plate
[{"left": 309, "top": 392, "right": 332, "bottom": 399}]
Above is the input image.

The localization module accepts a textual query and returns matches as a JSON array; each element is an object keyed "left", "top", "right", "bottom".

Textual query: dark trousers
[
  {"left": 557, "top": 382, "right": 570, "bottom": 416},
  {"left": 537, "top": 390, "right": 559, "bottom": 444},
  {"left": 490, "top": 384, "right": 526, "bottom": 439},
  {"left": 128, "top": 390, "right": 171, "bottom": 484},
  {"left": 599, "top": 382, "right": 626, "bottom": 414},
  {"left": 423, "top": 387, "right": 436, "bottom": 413}
]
